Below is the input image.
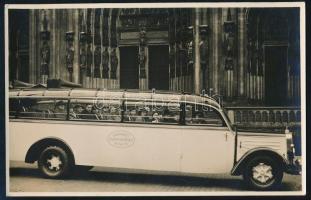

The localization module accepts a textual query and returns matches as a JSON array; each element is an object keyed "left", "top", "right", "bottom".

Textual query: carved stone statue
[
  {"left": 139, "top": 48, "right": 146, "bottom": 78},
  {"left": 110, "top": 48, "right": 118, "bottom": 79},
  {"left": 66, "top": 39, "right": 74, "bottom": 73},
  {"left": 102, "top": 47, "right": 109, "bottom": 78},
  {"left": 80, "top": 46, "right": 87, "bottom": 70},
  {"left": 40, "top": 41, "right": 50, "bottom": 75}
]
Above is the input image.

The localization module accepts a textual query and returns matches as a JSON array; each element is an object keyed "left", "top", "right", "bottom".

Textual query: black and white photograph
[{"left": 5, "top": 2, "right": 306, "bottom": 196}]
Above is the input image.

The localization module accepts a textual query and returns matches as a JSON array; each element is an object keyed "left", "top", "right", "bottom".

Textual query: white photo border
[{"left": 5, "top": 2, "right": 306, "bottom": 197}]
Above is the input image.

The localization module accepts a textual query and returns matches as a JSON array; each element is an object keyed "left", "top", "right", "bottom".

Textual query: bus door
[{"left": 180, "top": 104, "right": 235, "bottom": 174}]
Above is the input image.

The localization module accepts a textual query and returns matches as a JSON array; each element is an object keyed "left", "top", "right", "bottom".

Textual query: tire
[
  {"left": 38, "top": 146, "right": 73, "bottom": 179},
  {"left": 243, "top": 155, "right": 283, "bottom": 190}
]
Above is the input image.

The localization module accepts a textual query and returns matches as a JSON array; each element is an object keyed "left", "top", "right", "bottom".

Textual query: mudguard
[{"left": 231, "top": 147, "right": 286, "bottom": 176}]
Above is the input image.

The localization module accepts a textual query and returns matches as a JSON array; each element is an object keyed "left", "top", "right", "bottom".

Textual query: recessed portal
[
  {"left": 265, "top": 46, "right": 287, "bottom": 105},
  {"left": 148, "top": 45, "right": 169, "bottom": 90},
  {"left": 120, "top": 46, "right": 139, "bottom": 89}
]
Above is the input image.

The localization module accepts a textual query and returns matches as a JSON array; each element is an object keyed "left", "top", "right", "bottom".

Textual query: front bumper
[{"left": 285, "top": 157, "right": 301, "bottom": 175}]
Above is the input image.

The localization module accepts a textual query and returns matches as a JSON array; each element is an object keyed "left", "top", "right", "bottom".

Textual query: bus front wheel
[
  {"left": 38, "top": 146, "right": 73, "bottom": 179},
  {"left": 242, "top": 155, "right": 283, "bottom": 190}
]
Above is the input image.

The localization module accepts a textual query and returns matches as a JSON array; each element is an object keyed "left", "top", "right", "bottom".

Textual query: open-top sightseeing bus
[{"left": 8, "top": 85, "right": 301, "bottom": 190}]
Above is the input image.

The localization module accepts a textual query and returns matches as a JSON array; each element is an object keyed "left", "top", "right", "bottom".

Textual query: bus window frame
[
  {"left": 12, "top": 97, "right": 69, "bottom": 121},
  {"left": 182, "top": 101, "right": 229, "bottom": 129},
  {"left": 122, "top": 99, "right": 182, "bottom": 126},
  {"left": 9, "top": 96, "right": 230, "bottom": 129},
  {"left": 68, "top": 98, "right": 123, "bottom": 123}
]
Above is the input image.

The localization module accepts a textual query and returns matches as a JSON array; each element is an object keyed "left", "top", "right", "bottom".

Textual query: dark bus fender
[{"left": 231, "top": 147, "right": 287, "bottom": 176}]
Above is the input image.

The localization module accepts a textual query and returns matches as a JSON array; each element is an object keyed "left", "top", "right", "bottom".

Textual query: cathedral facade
[{"left": 9, "top": 7, "right": 301, "bottom": 106}]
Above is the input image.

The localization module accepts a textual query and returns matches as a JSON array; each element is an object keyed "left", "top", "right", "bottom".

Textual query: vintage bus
[{"left": 8, "top": 88, "right": 300, "bottom": 190}]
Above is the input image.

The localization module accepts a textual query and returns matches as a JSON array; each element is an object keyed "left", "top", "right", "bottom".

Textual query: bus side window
[
  {"left": 9, "top": 98, "right": 19, "bottom": 118},
  {"left": 123, "top": 101, "right": 180, "bottom": 124},
  {"left": 185, "top": 104, "right": 225, "bottom": 127},
  {"left": 123, "top": 101, "right": 152, "bottom": 123},
  {"left": 69, "top": 99, "right": 122, "bottom": 122},
  {"left": 18, "top": 98, "right": 67, "bottom": 120}
]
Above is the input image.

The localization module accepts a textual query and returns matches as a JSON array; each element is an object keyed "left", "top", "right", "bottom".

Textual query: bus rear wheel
[{"left": 38, "top": 146, "right": 73, "bottom": 179}]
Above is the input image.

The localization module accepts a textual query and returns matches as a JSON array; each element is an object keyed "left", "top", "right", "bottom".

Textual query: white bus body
[{"left": 8, "top": 88, "right": 300, "bottom": 190}]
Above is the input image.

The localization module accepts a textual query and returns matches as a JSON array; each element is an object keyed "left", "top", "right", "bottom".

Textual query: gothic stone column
[
  {"left": 73, "top": 9, "right": 80, "bottom": 84},
  {"left": 237, "top": 8, "right": 247, "bottom": 98},
  {"left": 194, "top": 8, "right": 201, "bottom": 94},
  {"left": 29, "top": 9, "right": 37, "bottom": 84},
  {"left": 210, "top": 8, "right": 222, "bottom": 95}
]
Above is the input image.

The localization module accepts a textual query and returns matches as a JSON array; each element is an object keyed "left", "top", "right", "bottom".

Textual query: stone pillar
[
  {"left": 73, "top": 10, "right": 80, "bottom": 84},
  {"left": 237, "top": 8, "right": 247, "bottom": 98},
  {"left": 194, "top": 8, "right": 201, "bottom": 94},
  {"left": 49, "top": 10, "right": 56, "bottom": 79},
  {"left": 39, "top": 9, "right": 51, "bottom": 84},
  {"left": 211, "top": 8, "right": 221, "bottom": 94},
  {"left": 223, "top": 8, "right": 236, "bottom": 99},
  {"left": 29, "top": 9, "right": 37, "bottom": 84},
  {"left": 65, "top": 10, "right": 74, "bottom": 82},
  {"left": 139, "top": 27, "right": 147, "bottom": 90}
]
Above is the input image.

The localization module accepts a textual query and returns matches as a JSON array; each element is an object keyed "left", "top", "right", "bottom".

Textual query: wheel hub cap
[
  {"left": 47, "top": 155, "right": 62, "bottom": 171},
  {"left": 252, "top": 162, "right": 273, "bottom": 184}
]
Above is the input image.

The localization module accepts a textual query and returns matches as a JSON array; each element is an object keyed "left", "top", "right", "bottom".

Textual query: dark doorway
[
  {"left": 265, "top": 46, "right": 287, "bottom": 106},
  {"left": 148, "top": 45, "right": 169, "bottom": 90},
  {"left": 9, "top": 9, "right": 29, "bottom": 83},
  {"left": 120, "top": 46, "right": 139, "bottom": 89}
]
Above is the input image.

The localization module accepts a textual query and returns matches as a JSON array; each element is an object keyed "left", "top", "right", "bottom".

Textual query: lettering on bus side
[{"left": 107, "top": 130, "right": 135, "bottom": 148}]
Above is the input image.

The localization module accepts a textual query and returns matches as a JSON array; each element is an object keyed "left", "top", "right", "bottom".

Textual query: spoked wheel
[
  {"left": 38, "top": 146, "right": 73, "bottom": 179},
  {"left": 243, "top": 156, "right": 283, "bottom": 190}
]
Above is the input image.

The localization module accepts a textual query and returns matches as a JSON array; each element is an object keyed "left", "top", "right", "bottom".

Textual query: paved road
[{"left": 9, "top": 162, "right": 302, "bottom": 193}]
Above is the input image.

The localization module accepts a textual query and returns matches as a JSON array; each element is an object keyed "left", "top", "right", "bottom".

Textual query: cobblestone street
[{"left": 9, "top": 162, "right": 302, "bottom": 193}]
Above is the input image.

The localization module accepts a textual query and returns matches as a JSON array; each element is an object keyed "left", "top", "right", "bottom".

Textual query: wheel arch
[
  {"left": 231, "top": 148, "right": 286, "bottom": 176},
  {"left": 25, "top": 137, "right": 75, "bottom": 165}
]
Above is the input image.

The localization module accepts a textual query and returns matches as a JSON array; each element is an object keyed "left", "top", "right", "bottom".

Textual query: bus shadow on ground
[{"left": 10, "top": 167, "right": 297, "bottom": 191}]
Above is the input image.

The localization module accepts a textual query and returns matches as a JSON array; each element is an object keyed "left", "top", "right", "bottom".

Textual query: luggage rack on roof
[
  {"left": 10, "top": 80, "right": 222, "bottom": 108},
  {"left": 10, "top": 80, "right": 47, "bottom": 89}
]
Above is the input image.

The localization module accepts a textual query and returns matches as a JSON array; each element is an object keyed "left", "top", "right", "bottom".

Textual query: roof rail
[{"left": 47, "top": 79, "right": 82, "bottom": 88}]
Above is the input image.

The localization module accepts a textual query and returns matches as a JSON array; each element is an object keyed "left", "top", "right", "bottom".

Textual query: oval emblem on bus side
[{"left": 107, "top": 130, "right": 135, "bottom": 148}]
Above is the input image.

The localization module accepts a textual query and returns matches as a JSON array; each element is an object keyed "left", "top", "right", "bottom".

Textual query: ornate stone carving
[
  {"left": 139, "top": 28, "right": 146, "bottom": 46},
  {"left": 65, "top": 31, "right": 74, "bottom": 74},
  {"left": 200, "top": 40, "right": 208, "bottom": 71},
  {"left": 139, "top": 27, "right": 146, "bottom": 78},
  {"left": 110, "top": 48, "right": 118, "bottom": 79},
  {"left": 223, "top": 9, "right": 235, "bottom": 71},
  {"left": 187, "top": 41, "right": 193, "bottom": 65},
  {"left": 79, "top": 32, "right": 87, "bottom": 70},
  {"left": 40, "top": 10, "right": 50, "bottom": 76},
  {"left": 40, "top": 40, "right": 50, "bottom": 76},
  {"left": 139, "top": 47, "right": 146, "bottom": 78}
]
